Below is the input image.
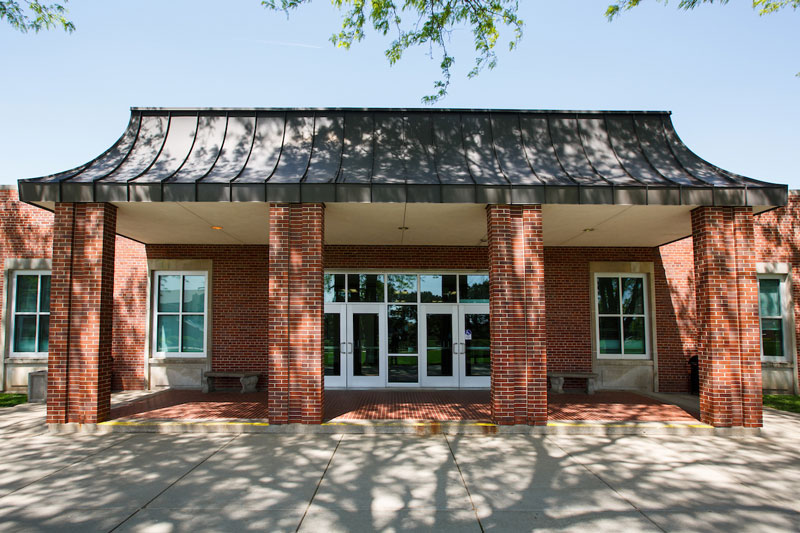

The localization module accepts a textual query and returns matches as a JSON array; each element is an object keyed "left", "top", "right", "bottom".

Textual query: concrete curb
[{"left": 48, "top": 419, "right": 761, "bottom": 437}]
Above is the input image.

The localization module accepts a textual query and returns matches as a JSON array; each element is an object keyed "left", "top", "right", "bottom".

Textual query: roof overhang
[{"left": 18, "top": 107, "right": 788, "bottom": 209}]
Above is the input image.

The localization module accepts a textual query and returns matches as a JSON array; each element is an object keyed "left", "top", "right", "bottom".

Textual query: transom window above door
[{"left": 324, "top": 273, "right": 489, "bottom": 304}]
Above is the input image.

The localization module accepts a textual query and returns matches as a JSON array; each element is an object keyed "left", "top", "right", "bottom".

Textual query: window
[
  {"left": 10, "top": 271, "right": 50, "bottom": 357},
  {"left": 595, "top": 273, "right": 649, "bottom": 359},
  {"left": 758, "top": 276, "right": 789, "bottom": 360},
  {"left": 153, "top": 272, "right": 207, "bottom": 357},
  {"left": 323, "top": 273, "right": 489, "bottom": 304}
]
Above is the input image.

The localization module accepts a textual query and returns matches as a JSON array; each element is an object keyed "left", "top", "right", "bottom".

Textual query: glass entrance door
[
  {"left": 323, "top": 272, "right": 491, "bottom": 389},
  {"left": 459, "top": 305, "right": 491, "bottom": 388},
  {"left": 323, "top": 304, "right": 347, "bottom": 388},
  {"left": 420, "top": 305, "right": 459, "bottom": 387},
  {"left": 347, "top": 304, "right": 385, "bottom": 388}
]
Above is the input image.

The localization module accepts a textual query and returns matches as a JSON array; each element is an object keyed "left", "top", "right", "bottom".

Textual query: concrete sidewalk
[{"left": 1, "top": 400, "right": 799, "bottom": 532}]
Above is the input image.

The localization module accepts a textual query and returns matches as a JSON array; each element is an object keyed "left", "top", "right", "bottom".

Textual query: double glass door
[{"left": 324, "top": 303, "right": 490, "bottom": 389}]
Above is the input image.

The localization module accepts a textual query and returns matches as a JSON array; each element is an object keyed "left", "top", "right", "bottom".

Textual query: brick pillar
[
  {"left": 268, "top": 204, "right": 324, "bottom": 424},
  {"left": 487, "top": 205, "right": 547, "bottom": 425},
  {"left": 47, "top": 203, "right": 116, "bottom": 425},
  {"left": 692, "top": 206, "right": 762, "bottom": 428}
]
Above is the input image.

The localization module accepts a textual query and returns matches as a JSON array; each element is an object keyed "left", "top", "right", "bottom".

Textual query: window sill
[
  {"left": 596, "top": 356, "right": 652, "bottom": 364},
  {"left": 149, "top": 357, "right": 208, "bottom": 365},
  {"left": 5, "top": 356, "right": 48, "bottom": 364},
  {"left": 761, "top": 359, "right": 792, "bottom": 368}
]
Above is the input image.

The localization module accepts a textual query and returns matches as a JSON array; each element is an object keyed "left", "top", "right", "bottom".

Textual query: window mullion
[
  {"left": 178, "top": 275, "right": 184, "bottom": 354},
  {"left": 618, "top": 276, "right": 625, "bottom": 356}
]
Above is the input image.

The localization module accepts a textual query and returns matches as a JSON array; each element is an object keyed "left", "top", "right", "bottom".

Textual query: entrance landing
[{"left": 108, "top": 389, "right": 699, "bottom": 423}]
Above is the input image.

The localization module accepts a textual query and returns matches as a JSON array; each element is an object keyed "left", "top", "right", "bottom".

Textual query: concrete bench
[
  {"left": 548, "top": 372, "right": 598, "bottom": 394},
  {"left": 202, "top": 371, "right": 260, "bottom": 393}
]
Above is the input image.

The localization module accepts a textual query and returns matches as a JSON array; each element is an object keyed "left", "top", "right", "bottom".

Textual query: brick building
[{"left": 1, "top": 108, "right": 797, "bottom": 429}]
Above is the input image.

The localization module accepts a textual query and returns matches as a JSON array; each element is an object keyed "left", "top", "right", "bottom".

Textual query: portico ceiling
[{"left": 20, "top": 201, "right": 694, "bottom": 247}]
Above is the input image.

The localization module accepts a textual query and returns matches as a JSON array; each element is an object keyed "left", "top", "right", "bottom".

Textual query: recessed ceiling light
[
  {"left": 211, "top": 226, "right": 223, "bottom": 230},
  {"left": 583, "top": 228, "right": 595, "bottom": 232},
  {"left": 398, "top": 226, "right": 409, "bottom": 230}
]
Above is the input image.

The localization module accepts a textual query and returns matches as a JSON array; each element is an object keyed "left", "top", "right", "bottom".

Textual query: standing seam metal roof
[{"left": 18, "top": 108, "right": 788, "bottom": 206}]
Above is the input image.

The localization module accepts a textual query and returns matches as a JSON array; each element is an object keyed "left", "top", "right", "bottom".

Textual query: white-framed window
[
  {"left": 594, "top": 273, "right": 650, "bottom": 360},
  {"left": 152, "top": 271, "right": 207, "bottom": 357},
  {"left": 758, "top": 275, "right": 791, "bottom": 361},
  {"left": 10, "top": 270, "right": 51, "bottom": 357}
]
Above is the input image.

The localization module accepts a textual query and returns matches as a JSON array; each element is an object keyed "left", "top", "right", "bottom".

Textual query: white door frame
[
  {"left": 458, "top": 304, "right": 491, "bottom": 388},
  {"left": 323, "top": 303, "right": 347, "bottom": 389},
  {"left": 420, "top": 304, "right": 460, "bottom": 388},
  {"left": 346, "top": 304, "right": 386, "bottom": 388}
]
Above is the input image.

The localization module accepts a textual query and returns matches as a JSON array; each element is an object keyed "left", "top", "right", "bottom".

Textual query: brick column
[
  {"left": 487, "top": 205, "right": 547, "bottom": 425},
  {"left": 268, "top": 204, "right": 324, "bottom": 424},
  {"left": 692, "top": 206, "right": 762, "bottom": 428},
  {"left": 47, "top": 203, "right": 116, "bottom": 425}
]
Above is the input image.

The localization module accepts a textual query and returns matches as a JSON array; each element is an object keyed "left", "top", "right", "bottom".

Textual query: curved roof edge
[{"left": 18, "top": 107, "right": 788, "bottom": 208}]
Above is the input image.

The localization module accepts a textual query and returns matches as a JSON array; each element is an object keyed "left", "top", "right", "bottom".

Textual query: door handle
[
  {"left": 459, "top": 342, "right": 466, "bottom": 354},
  {"left": 346, "top": 341, "right": 353, "bottom": 354},
  {"left": 340, "top": 342, "right": 347, "bottom": 355},
  {"left": 452, "top": 343, "right": 459, "bottom": 355}
]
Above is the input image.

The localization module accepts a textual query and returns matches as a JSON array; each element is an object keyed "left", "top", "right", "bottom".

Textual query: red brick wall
[
  {"left": 324, "top": 245, "right": 489, "bottom": 270},
  {"left": 146, "top": 244, "right": 270, "bottom": 391},
  {"left": 656, "top": 194, "right": 800, "bottom": 395},
  {"left": 655, "top": 238, "right": 696, "bottom": 392},
  {"left": 544, "top": 246, "right": 693, "bottom": 392},
  {"left": 268, "top": 204, "right": 324, "bottom": 424},
  {"left": 753, "top": 192, "right": 800, "bottom": 389},
  {"left": 1, "top": 190, "right": 54, "bottom": 379},
  {"left": 0, "top": 188, "right": 53, "bottom": 258},
  {"left": 487, "top": 205, "right": 547, "bottom": 425},
  {"left": 112, "top": 237, "right": 147, "bottom": 390},
  {"left": 692, "top": 206, "right": 762, "bottom": 427},
  {"left": 325, "top": 243, "right": 694, "bottom": 394},
  {"left": 1, "top": 189, "right": 146, "bottom": 393},
  {"left": 47, "top": 203, "right": 117, "bottom": 424},
  {"left": 4, "top": 187, "right": 797, "bottom": 409}
]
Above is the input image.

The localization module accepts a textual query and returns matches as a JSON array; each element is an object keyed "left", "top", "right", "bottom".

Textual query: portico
[{"left": 16, "top": 107, "right": 789, "bottom": 428}]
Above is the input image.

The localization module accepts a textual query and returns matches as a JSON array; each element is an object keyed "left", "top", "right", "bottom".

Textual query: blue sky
[{"left": 1, "top": 0, "right": 797, "bottom": 188}]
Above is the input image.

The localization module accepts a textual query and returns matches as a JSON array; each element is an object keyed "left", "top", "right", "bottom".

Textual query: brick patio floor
[{"left": 109, "top": 389, "right": 699, "bottom": 422}]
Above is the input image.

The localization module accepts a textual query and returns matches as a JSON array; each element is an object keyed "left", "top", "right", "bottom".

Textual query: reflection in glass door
[
  {"left": 421, "top": 305, "right": 459, "bottom": 387},
  {"left": 387, "top": 304, "right": 419, "bottom": 385},
  {"left": 459, "top": 305, "right": 491, "bottom": 388},
  {"left": 347, "top": 304, "right": 385, "bottom": 388},
  {"left": 323, "top": 304, "right": 346, "bottom": 388},
  {"left": 323, "top": 272, "right": 491, "bottom": 389}
]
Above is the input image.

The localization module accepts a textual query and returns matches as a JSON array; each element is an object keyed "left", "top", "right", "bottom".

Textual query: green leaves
[
  {"left": 263, "top": 0, "right": 524, "bottom": 103},
  {"left": 606, "top": 0, "right": 799, "bottom": 21},
  {"left": 0, "top": 1, "right": 74, "bottom": 33}
]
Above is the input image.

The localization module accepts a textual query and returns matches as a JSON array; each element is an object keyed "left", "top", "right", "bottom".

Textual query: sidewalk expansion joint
[{"left": 55, "top": 418, "right": 752, "bottom": 436}]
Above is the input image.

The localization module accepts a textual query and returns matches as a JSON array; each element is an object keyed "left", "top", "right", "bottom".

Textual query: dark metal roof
[{"left": 18, "top": 108, "right": 787, "bottom": 206}]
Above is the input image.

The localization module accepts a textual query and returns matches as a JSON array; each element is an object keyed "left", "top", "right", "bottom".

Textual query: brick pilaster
[
  {"left": 692, "top": 206, "right": 762, "bottom": 428},
  {"left": 487, "top": 204, "right": 547, "bottom": 425},
  {"left": 268, "top": 204, "right": 324, "bottom": 424},
  {"left": 47, "top": 203, "right": 116, "bottom": 425}
]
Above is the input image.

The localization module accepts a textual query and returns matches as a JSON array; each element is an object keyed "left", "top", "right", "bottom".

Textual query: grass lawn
[
  {"left": 763, "top": 394, "right": 800, "bottom": 414},
  {"left": 0, "top": 393, "right": 27, "bottom": 408}
]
